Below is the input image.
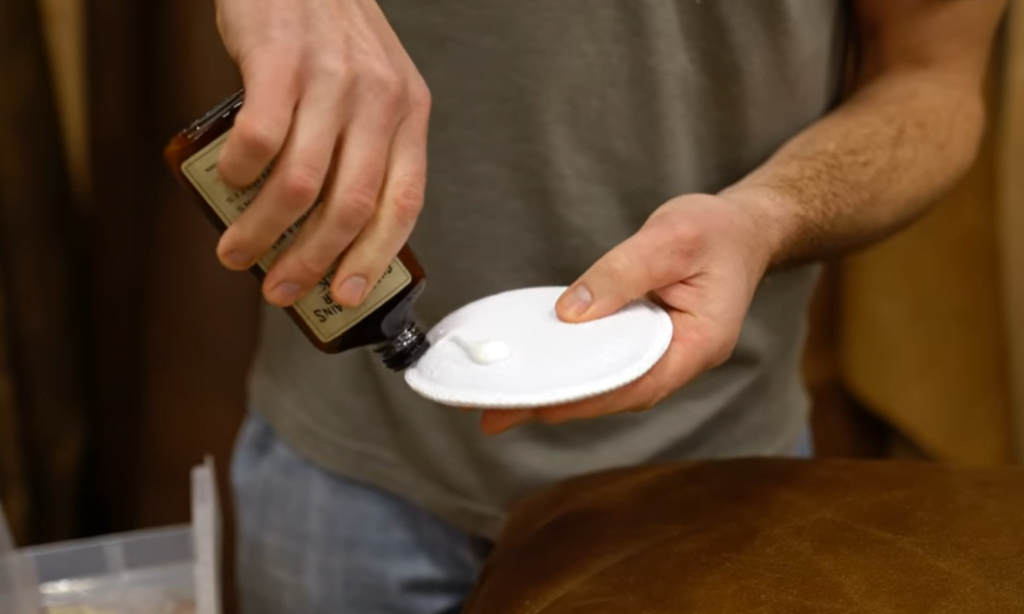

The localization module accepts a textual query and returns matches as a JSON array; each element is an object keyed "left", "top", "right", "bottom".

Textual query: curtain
[
  {"left": 0, "top": 0, "right": 87, "bottom": 544},
  {"left": 998, "top": 3, "right": 1024, "bottom": 463}
]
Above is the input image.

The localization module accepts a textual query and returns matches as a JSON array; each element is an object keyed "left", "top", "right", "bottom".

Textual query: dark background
[{"left": 2, "top": 1, "right": 1022, "bottom": 611}]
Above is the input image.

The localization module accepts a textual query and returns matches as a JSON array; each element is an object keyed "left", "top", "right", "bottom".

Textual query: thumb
[{"left": 556, "top": 226, "right": 682, "bottom": 323}]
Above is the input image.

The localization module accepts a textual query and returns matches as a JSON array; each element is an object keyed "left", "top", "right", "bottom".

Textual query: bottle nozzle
[{"left": 376, "top": 321, "right": 429, "bottom": 371}]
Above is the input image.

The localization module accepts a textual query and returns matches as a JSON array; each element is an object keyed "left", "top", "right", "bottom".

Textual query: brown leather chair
[{"left": 462, "top": 459, "right": 1024, "bottom": 614}]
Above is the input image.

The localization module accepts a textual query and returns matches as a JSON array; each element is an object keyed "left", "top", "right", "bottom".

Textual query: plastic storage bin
[{"left": 0, "top": 458, "right": 221, "bottom": 614}]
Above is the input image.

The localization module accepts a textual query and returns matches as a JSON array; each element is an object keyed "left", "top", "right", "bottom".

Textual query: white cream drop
[{"left": 451, "top": 335, "right": 511, "bottom": 365}]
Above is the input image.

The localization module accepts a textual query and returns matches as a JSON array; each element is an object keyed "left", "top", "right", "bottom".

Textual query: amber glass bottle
[{"left": 164, "top": 90, "right": 429, "bottom": 370}]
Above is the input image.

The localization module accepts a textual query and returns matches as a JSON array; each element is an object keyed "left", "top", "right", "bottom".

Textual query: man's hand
[
  {"left": 480, "top": 194, "right": 775, "bottom": 435},
  {"left": 214, "top": 0, "right": 430, "bottom": 307},
  {"left": 482, "top": 0, "right": 1006, "bottom": 434}
]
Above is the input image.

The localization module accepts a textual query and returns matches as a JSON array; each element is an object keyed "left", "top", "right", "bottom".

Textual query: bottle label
[{"left": 180, "top": 131, "right": 413, "bottom": 343}]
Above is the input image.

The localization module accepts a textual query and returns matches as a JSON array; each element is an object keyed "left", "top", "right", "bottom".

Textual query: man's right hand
[{"left": 213, "top": 0, "right": 430, "bottom": 308}]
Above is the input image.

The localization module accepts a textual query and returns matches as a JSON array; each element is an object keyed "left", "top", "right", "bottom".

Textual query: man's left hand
[{"left": 479, "top": 192, "right": 776, "bottom": 435}]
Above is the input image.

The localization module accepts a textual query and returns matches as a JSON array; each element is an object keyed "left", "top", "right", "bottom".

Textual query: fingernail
[
  {"left": 223, "top": 251, "right": 252, "bottom": 269},
  {"left": 270, "top": 281, "right": 302, "bottom": 305},
  {"left": 561, "top": 284, "right": 593, "bottom": 319},
  {"left": 336, "top": 275, "right": 368, "bottom": 306}
]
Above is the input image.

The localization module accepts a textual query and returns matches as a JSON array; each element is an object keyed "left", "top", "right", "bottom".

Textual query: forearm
[{"left": 723, "top": 66, "right": 987, "bottom": 269}]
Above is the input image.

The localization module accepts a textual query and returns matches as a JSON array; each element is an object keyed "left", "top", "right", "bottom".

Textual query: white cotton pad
[{"left": 404, "top": 286, "right": 673, "bottom": 409}]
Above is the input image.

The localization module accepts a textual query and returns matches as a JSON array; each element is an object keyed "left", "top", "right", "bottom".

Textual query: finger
[
  {"left": 266, "top": 109, "right": 395, "bottom": 306},
  {"left": 480, "top": 410, "right": 537, "bottom": 435},
  {"left": 555, "top": 223, "right": 692, "bottom": 323},
  {"left": 218, "top": 50, "right": 300, "bottom": 188},
  {"left": 218, "top": 86, "right": 342, "bottom": 297},
  {"left": 534, "top": 311, "right": 720, "bottom": 424},
  {"left": 331, "top": 114, "right": 427, "bottom": 307}
]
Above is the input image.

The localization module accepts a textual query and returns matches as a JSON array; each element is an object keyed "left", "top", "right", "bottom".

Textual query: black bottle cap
[{"left": 376, "top": 320, "right": 430, "bottom": 371}]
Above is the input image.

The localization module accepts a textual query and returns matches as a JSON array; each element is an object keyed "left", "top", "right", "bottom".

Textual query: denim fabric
[{"left": 232, "top": 412, "right": 491, "bottom": 614}]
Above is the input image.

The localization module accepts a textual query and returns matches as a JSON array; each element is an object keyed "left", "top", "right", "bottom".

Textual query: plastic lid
[
  {"left": 0, "top": 505, "right": 39, "bottom": 614},
  {"left": 192, "top": 456, "right": 222, "bottom": 614}
]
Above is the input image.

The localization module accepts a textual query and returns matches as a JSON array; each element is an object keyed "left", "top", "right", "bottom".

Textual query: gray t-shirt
[{"left": 249, "top": 0, "right": 848, "bottom": 538}]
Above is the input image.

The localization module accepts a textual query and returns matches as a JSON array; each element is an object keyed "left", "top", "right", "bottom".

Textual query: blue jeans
[{"left": 232, "top": 411, "right": 814, "bottom": 614}]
